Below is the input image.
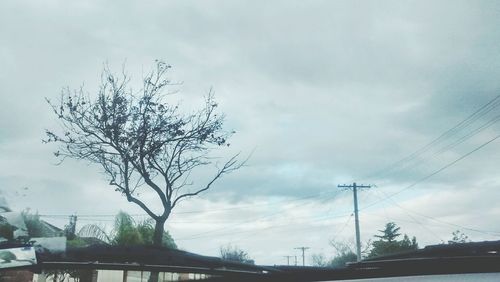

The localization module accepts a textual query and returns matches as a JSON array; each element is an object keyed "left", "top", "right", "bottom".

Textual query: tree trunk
[
  {"left": 153, "top": 218, "right": 166, "bottom": 247},
  {"left": 149, "top": 217, "right": 167, "bottom": 282}
]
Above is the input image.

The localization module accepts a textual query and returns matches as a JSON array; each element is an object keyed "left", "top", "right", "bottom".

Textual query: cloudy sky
[{"left": 2, "top": 0, "right": 500, "bottom": 265}]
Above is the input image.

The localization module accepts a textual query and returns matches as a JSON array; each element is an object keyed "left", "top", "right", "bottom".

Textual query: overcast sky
[{"left": 2, "top": 0, "right": 500, "bottom": 265}]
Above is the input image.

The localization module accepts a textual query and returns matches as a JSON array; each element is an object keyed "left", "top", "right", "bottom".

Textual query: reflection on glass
[{"left": 0, "top": 246, "right": 36, "bottom": 268}]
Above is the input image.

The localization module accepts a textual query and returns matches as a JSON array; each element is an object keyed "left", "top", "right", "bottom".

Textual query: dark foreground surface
[{"left": 2, "top": 240, "right": 500, "bottom": 281}]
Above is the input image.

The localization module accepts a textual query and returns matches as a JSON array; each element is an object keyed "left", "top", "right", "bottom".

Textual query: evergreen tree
[{"left": 368, "top": 222, "right": 418, "bottom": 258}]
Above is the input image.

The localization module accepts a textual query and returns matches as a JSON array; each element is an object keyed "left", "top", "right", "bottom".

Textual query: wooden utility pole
[
  {"left": 338, "top": 182, "right": 371, "bottom": 262},
  {"left": 284, "top": 255, "right": 293, "bottom": 265},
  {"left": 295, "top": 247, "right": 310, "bottom": 266}
]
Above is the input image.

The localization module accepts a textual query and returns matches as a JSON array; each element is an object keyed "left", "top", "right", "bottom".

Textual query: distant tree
[
  {"left": 448, "top": 230, "right": 469, "bottom": 244},
  {"left": 311, "top": 253, "right": 328, "bottom": 267},
  {"left": 368, "top": 222, "right": 418, "bottom": 258},
  {"left": 329, "top": 241, "right": 357, "bottom": 267},
  {"left": 72, "top": 223, "right": 110, "bottom": 247},
  {"left": 45, "top": 60, "right": 243, "bottom": 250},
  {"left": 330, "top": 252, "right": 358, "bottom": 267},
  {"left": 21, "top": 211, "right": 48, "bottom": 238},
  {"left": 75, "top": 211, "right": 177, "bottom": 249},
  {"left": 0, "top": 220, "right": 14, "bottom": 241},
  {"left": 400, "top": 234, "right": 418, "bottom": 249},
  {"left": 220, "top": 244, "right": 254, "bottom": 264},
  {"left": 111, "top": 212, "right": 177, "bottom": 248},
  {"left": 111, "top": 211, "right": 142, "bottom": 246},
  {"left": 374, "top": 222, "right": 401, "bottom": 242},
  {"left": 312, "top": 241, "right": 358, "bottom": 268}
]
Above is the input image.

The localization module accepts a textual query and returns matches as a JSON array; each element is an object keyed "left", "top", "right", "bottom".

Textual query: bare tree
[
  {"left": 311, "top": 253, "right": 328, "bottom": 267},
  {"left": 448, "top": 230, "right": 470, "bottom": 244},
  {"left": 220, "top": 244, "right": 254, "bottom": 264},
  {"left": 44, "top": 60, "right": 243, "bottom": 247}
]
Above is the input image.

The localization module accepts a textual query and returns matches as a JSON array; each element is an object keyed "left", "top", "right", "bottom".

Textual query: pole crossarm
[{"left": 338, "top": 184, "right": 372, "bottom": 189}]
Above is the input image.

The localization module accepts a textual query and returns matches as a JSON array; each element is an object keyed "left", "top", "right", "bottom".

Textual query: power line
[
  {"left": 172, "top": 192, "right": 330, "bottom": 215},
  {"left": 211, "top": 210, "right": 354, "bottom": 252},
  {"left": 39, "top": 191, "right": 334, "bottom": 219},
  {"left": 364, "top": 213, "right": 452, "bottom": 232},
  {"left": 175, "top": 193, "right": 342, "bottom": 241},
  {"left": 389, "top": 113, "right": 500, "bottom": 176},
  {"left": 377, "top": 199, "right": 500, "bottom": 237},
  {"left": 41, "top": 192, "right": 346, "bottom": 244},
  {"left": 361, "top": 93, "right": 500, "bottom": 182},
  {"left": 175, "top": 210, "right": 352, "bottom": 242},
  {"left": 197, "top": 211, "right": 354, "bottom": 256},
  {"left": 361, "top": 133, "right": 500, "bottom": 210},
  {"left": 330, "top": 213, "right": 354, "bottom": 243},
  {"left": 434, "top": 113, "right": 500, "bottom": 155},
  {"left": 176, "top": 211, "right": 350, "bottom": 241},
  {"left": 369, "top": 189, "right": 443, "bottom": 242},
  {"left": 175, "top": 214, "right": 352, "bottom": 242}
]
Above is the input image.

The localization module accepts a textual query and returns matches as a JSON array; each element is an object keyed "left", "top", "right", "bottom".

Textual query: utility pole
[
  {"left": 64, "top": 214, "right": 77, "bottom": 239},
  {"left": 284, "top": 255, "right": 293, "bottom": 266},
  {"left": 295, "top": 247, "right": 310, "bottom": 266},
  {"left": 338, "top": 182, "right": 371, "bottom": 262}
]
